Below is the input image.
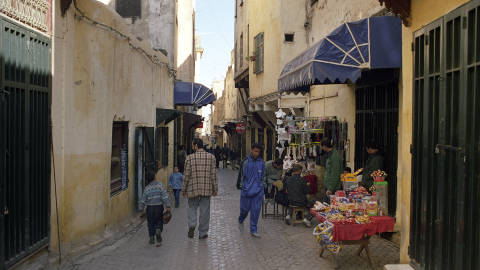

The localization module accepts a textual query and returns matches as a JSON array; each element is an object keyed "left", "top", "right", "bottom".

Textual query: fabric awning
[
  {"left": 183, "top": 112, "right": 202, "bottom": 131},
  {"left": 222, "top": 122, "right": 237, "bottom": 135},
  {"left": 174, "top": 81, "right": 216, "bottom": 107},
  {"left": 156, "top": 108, "right": 181, "bottom": 126},
  {"left": 278, "top": 16, "right": 402, "bottom": 93}
]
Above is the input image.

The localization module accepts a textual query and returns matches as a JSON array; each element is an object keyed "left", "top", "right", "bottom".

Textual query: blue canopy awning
[
  {"left": 278, "top": 16, "right": 402, "bottom": 93},
  {"left": 174, "top": 81, "right": 216, "bottom": 107}
]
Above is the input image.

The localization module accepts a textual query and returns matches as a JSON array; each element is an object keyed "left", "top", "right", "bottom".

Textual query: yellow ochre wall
[
  {"left": 248, "top": 0, "right": 308, "bottom": 99},
  {"left": 398, "top": 0, "right": 470, "bottom": 263},
  {"left": 50, "top": 0, "right": 174, "bottom": 258},
  {"left": 248, "top": 0, "right": 281, "bottom": 99}
]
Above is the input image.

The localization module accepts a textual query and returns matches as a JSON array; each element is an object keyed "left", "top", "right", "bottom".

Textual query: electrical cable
[
  {"left": 71, "top": 0, "right": 177, "bottom": 78},
  {"left": 50, "top": 122, "right": 62, "bottom": 265}
]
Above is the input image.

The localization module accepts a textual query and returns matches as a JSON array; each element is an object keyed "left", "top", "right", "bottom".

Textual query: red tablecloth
[{"left": 310, "top": 209, "right": 395, "bottom": 242}]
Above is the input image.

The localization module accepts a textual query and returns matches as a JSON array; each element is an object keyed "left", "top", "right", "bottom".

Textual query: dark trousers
[
  {"left": 264, "top": 186, "right": 277, "bottom": 199},
  {"left": 287, "top": 202, "right": 313, "bottom": 221},
  {"left": 222, "top": 157, "right": 228, "bottom": 168},
  {"left": 147, "top": 205, "right": 164, "bottom": 237},
  {"left": 173, "top": 189, "right": 181, "bottom": 207}
]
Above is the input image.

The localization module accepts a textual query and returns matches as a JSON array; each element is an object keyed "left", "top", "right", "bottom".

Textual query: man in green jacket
[
  {"left": 361, "top": 141, "right": 384, "bottom": 190},
  {"left": 321, "top": 139, "right": 343, "bottom": 199}
]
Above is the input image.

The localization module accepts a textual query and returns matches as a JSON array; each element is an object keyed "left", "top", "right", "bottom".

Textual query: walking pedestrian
[
  {"left": 168, "top": 166, "right": 183, "bottom": 208},
  {"left": 177, "top": 145, "right": 187, "bottom": 173},
  {"left": 214, "top": 146, "right": 222, "bottom": 168},
  {"left": 182, "top": 138, "right": 218, "bottom": 239},
  {"left": 140, "top": 171, "right": 171, "bottom": 245},
  {"left": 236, "top": 143, "right": 266, "bottom": 238},
  {"left": 230, "top": 149, "right": 238, "bottom": 170},
  {"left": 222, "top": 144, "right": 229, "bottom": 169}
]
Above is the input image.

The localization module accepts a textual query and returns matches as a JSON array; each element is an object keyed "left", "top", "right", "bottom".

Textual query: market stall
[
  {"left": 310, "top": 173, "right": 394, "bottom": 268},
  {"left": 274, "top": 108, "right": 349, "bottom": 166}
]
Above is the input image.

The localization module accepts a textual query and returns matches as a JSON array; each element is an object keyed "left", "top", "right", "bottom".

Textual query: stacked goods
[
  {"left": 342, "top": 168, "right": 363, "bottom": 191},
  {"left": 371, "top": 170, "right": 387, "bottom": 182},
  {"left": 313, "top": 222, "right": 341, "bottom": 253}
]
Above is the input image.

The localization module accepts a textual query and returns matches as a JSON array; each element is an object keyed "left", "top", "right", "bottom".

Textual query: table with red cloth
[
  {"left": 310, "top": 209, "right": 395, "bottom": 267},
  {"left": 304, "top": 174, "right": 318, "bottom": 195}
]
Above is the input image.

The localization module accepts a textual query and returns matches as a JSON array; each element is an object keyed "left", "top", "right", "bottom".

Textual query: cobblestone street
[{"left": 63, "top": 169, "right": 399, "bottom": 270}]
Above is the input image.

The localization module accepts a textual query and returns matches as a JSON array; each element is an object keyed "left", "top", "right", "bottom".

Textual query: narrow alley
[{"left": 63, "top": 169, "right": 398, "bottom": 270}]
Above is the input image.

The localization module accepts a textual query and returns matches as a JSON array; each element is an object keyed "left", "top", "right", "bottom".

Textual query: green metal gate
[
  {"left": 411, "top": 1, "right": 480, "bottom": 269},
  {"left": 355, "top": 69, "right": 399, "bottom": 216},
  {"left": 0, "top": 18, "right": 51, "bottom": 269}
]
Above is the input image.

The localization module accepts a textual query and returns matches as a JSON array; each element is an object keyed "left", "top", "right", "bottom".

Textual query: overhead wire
[{"left": 72, "top": 0, "right": 177, "bottom": 78}]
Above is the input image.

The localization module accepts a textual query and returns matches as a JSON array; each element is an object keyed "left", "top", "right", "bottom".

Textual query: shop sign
[
  {"left": 0, "top": 0, "right": 50, "bottom": 32},
  {"left": 236, "top": 123, "right": 246, "bottom": 133}
]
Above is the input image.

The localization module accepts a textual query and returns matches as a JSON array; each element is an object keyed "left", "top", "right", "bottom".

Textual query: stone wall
[{"left": 50, "top": 0, "right": 174, "bottom": 258}]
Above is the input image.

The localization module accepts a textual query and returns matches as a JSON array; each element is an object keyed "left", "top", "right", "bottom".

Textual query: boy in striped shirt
[{"left": 140, "top": 171, "right": 171, "bottom": 245}]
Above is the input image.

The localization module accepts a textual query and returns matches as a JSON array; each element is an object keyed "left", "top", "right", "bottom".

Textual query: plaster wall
[
  {"left": 100, "top": 0, "right": 176, "bottom": 65},
  {"left": 50, "top": 0, "right": 174, "bottom": 256},
  {"left": 175, "top": 0, "right": 195, "bottom": 82},
  {"left": 309, "top": 84, "right": 356, "bottom": 169},
  {"left": 248, "top": 0, "right": 308, "bottom": 99},
  {"left": 234, "top": 0, "right": 248, "bottom": 78}
]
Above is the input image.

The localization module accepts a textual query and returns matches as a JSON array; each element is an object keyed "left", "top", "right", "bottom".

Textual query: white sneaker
[
  {"left": 303, "top": 218, "right": 312, "bottom": 227},
  {"left": 285, "top": 215, "right": 291, "bottom": 225},
  {"left": 251, "top": 232, "right": 261, "bottom": 238}
]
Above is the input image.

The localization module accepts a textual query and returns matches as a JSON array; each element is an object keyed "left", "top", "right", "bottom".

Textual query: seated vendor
[
  {"left": 285, "top": 164, "right": 313, "bottom": 227},
  {"left": 265, "top": 159, "right": 283, "bottom": 200}
]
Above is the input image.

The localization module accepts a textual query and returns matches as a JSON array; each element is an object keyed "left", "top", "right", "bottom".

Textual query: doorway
[{"left": 355, "top": 69, "right": 399, "bottom": 216}]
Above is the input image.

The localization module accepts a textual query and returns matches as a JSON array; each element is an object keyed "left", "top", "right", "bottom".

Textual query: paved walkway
[{"left": 63, "top": 169, "right": 399, "bottom": 270}]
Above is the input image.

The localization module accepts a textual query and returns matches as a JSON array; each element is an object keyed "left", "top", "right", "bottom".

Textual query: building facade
[
  {"left": 390, "top": 0, "right": 480, "bottom": 268},
  {"left": 1, "top": 0, "right": 178, "bottom": 268}
]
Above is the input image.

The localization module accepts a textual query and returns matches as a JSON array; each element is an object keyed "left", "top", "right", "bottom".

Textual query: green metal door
[
  {"left": 411, "top": 1, "right": 480, "bottom": 269},
  {"left": 355, "top": 69, "right": 399, "bottom": 216},
  {"left": 0, "top": 18, "right": 51, "bottom": 269}
]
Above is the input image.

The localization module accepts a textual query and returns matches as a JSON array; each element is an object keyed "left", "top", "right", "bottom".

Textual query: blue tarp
[
  {"left": 174, "top": 81, "right": 216, "bottom": 107},
  {"left": 278, "top": 16, "right": 402, "bottom": 93}
]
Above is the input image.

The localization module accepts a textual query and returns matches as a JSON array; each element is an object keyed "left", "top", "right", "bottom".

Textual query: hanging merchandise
[
  {"left": 274, "top": 110, "right": 348, "bottom": 167},
  {"left": 286, "top": 145, "right": 292, "bottom": 158},
  {"left": 283, "top": 156, "right": 294, "bottom": 170},
  {"left": 276, "top": 143, "right": 285, "bottom": 158},
  {"left": 286, "top": 113, "right": 295, "bottom": 128},
  {"left": 277, "top": 127, "right": 289, "bottom": 142},
  {"left": 275, "top": 108, "right": 286, "bottom": 126}
]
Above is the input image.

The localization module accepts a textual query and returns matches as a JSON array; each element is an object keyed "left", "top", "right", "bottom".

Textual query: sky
[{"left": 195, "top": 0, "right": 234, "bottom": 88}]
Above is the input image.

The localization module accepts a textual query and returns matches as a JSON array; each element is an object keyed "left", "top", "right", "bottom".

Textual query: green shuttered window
[{"left": 254, "top": 32, "right": 264, "bottom": 74}]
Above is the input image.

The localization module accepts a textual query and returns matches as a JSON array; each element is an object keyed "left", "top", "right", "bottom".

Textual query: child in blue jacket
[{"left": 168, "top": 166, "right": 183, "bottom": 208}]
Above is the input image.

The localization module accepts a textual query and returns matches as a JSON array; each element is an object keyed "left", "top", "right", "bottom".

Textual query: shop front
[
  {"left": 173, "top": 81, "right": 215, "bottom": 154},
  {"left": 277, "top": 15, "right": 402, "bottom": 263}
]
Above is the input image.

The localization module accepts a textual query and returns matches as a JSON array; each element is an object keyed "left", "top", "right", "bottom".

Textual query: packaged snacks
[
  {"left": 313, "top": 222, "right": 341, "bottom": 253},
  {"left": 328, "top": 213, "right": 345, "bottom": 222},
  {"left": 314, "top": 201, "right": 328, "bottom": 211},
  {"left": 355, "top": 215, "right": 370, "bottom": 224},
  {"left": 366, "top": 201, "right": 378, "bottom": 216}
]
